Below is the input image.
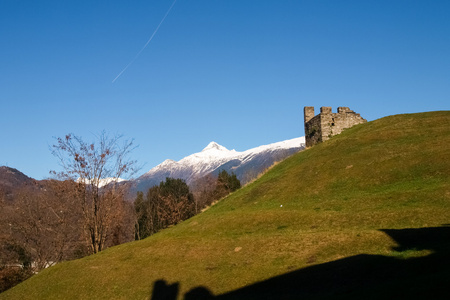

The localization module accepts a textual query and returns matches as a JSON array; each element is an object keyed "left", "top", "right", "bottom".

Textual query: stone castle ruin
[{"left": 304, "top": 106, "right": 367, "bottom": 147}]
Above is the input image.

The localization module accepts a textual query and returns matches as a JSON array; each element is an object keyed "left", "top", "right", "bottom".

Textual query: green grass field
[{"left": 2, "top": 111, "right": 450, "bottom": 299}]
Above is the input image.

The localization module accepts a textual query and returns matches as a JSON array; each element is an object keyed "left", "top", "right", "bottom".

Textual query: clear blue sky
[{"left": 1, "top": 0, "right": 449, "bottom": 180}]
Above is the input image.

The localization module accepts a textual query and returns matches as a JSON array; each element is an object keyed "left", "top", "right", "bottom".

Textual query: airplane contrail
[{"left": 112, "top": 0, "right": 177, "bottom": 83}]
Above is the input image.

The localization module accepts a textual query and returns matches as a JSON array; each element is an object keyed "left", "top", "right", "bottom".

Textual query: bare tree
[
  {"left": 51, "top": 132, "right": 138, "bottom": 254},
  {"left": 5, "top": 182, "right": 82, "bottom": 270},
  {"left": 190, "top": 174, "right": 217, "bottom": 213},
  {"left": 109, "top": 197, "right": 135, "bottom": 247}
]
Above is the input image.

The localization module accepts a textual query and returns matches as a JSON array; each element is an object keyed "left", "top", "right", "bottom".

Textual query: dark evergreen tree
[{"left": 214, "top": 170, "right": 241, "bottom": 199}]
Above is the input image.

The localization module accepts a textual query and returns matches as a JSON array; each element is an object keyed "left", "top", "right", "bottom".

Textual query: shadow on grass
[{"left": 151, "top": 225, "right": 450, "bottom": 300}]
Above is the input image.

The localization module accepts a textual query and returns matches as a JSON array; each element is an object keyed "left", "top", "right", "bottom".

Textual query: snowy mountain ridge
[{"left": 133, "top": 137, "right": 305, "bottom": 193}]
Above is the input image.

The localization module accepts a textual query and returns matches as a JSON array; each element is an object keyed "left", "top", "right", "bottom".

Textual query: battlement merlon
[
  {"left": 320, "top": 107, "right": 332, "bottom": 114},
  {"left": 304, "top": 106, "right": 315, "bottom": 123}
]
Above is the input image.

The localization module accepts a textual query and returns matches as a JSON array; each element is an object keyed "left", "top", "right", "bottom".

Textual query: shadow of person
[
  {"left": 151, "top": 280, "right": 179, "bottom": 300},
  {"left": 150, "top": 280, "right": 213, "bottom": 300}
]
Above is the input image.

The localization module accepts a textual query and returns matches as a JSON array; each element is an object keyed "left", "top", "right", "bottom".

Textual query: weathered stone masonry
[{"left": 304, "top": 106, "right": 367, "bottom": 147}]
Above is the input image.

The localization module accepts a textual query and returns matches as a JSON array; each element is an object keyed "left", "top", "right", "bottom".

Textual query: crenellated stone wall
[{"left": 304, "top": 106, "right": 367, "bottom": 147}]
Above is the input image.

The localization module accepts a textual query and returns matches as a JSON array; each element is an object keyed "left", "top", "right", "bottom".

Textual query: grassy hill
[{"left": 2, "top": 111, "right": 450, "bottom": 299}]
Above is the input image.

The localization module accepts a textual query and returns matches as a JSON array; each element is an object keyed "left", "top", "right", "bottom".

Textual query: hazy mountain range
[{"left": 0, "top": 166, "right": 39, "bottom": 201}]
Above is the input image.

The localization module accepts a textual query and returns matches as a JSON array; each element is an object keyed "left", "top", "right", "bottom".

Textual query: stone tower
[{"left": 304, "top": 106, "right": 367, "bottom": 147}]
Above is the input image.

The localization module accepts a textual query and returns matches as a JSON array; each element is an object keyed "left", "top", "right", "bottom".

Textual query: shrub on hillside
[{"left": 0, "top": 266, "right": 33, "bottom": 293}]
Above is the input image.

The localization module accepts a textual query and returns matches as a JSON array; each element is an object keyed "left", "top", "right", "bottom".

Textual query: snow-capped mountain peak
[
  {"left": 185, "top": 141, "right": 238, "bottom": 164},
  {"left": 159, "top": 159, "right": 176, "bottom": 166},
  {"left": 202, "top": 141, "right": 228, "bottom": 152}
]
